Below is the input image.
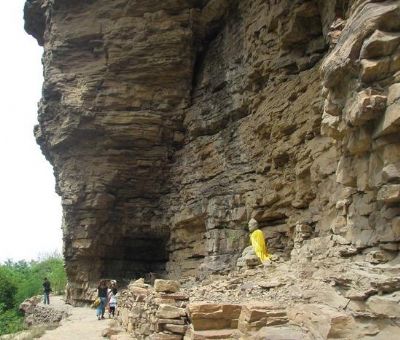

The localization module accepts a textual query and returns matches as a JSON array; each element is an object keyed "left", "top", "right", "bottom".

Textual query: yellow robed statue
[{"left": 248, "top": 218, "right": 271, "bottom": 262}]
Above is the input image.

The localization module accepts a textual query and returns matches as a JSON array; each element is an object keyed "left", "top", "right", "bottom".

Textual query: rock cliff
[{"left": 24, "top": 0, "right": 400, "bottom": 329}]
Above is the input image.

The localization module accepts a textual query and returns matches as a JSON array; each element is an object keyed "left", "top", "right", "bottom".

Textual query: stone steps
[
  {"left": 187, "top": 303, "right": 242, "bottom": 331},
  {"left": 186, "top": 302, "right": 289, "bottom": 339}
]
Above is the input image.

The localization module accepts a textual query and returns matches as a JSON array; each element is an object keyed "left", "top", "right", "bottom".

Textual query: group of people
[
  {"left": 96, "top": 279, "right": 118, "bottom": 320},
  {"left": 43, "top": 276, "right": 118, "bottom": 320}
]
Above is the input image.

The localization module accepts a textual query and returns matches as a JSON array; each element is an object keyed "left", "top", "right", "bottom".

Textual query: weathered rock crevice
[{"left": 25, "top": 0, "right": 400, "bottom": 319}]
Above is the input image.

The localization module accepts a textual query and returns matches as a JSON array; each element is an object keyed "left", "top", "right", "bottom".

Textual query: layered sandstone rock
[
  {"left": 320, "top": 1, "right": 400, "bottom": 254},
  {"left": 24, "top": 1, "right": 400, "bottom": 326},
  {"left": 25, "top": 0, "right": 199, "bottom": 303}
]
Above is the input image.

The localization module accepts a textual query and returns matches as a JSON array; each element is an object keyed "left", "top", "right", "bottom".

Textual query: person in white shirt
[{"left": 107, "top": 280, "right": 118, "bottom": 318}]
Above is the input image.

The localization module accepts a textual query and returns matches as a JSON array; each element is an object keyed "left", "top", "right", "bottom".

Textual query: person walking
[
  {"left": 42, "top": 278, "right": 52, "bottom": 304},
  {"left": 96, "top": 280, "right": 108, "bottom": 320},
  {"left": 107, "top": 280, "right": 118, "bottom": 318}
]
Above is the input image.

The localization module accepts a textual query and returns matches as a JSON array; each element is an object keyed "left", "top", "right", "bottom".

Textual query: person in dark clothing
[
  {"left": 43, "top": 278, "right": 52, "bottom": 304},
  {"left": 96, "top": 280, "right": 108, "bottom": 320}
]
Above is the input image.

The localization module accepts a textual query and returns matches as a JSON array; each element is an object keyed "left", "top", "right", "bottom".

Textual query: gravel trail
[{"left": 39, "top": 296, "right": 125, "bottom": 339}]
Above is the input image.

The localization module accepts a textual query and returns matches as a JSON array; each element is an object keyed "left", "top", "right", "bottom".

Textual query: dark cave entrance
[{"left": 99, "top": 232, "right": 169, "bottom": 281}]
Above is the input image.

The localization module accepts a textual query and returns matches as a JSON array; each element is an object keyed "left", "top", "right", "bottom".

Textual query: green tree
[
  {"left": 2, "top": 252, "right": 67, "bottom": 305},
  {"left": 0, "top": 310, "right": 23, "bottom": 335},
  {"left": 0, "top": 268, "right": 23, "bottom": 336},
  {"left": 0, "top": 268, "right": 17, "bottom": 311}
]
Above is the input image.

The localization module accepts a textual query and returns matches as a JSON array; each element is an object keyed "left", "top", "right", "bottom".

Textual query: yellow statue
[{"left": 248, "top": 218, "right": 271, "bottom": 262}]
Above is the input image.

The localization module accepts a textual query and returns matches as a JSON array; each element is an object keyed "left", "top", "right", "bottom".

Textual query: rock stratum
[{"left": 24, "top": 0, "right": 400, "bottom": 337}]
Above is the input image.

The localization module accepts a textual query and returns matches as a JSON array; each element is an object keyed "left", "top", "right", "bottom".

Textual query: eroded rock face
[
  {"left": 26, "top": 0, "right": 199, "bottom": 303},
  {"left": 24, "top": 0, "right": 400, "bottom": 305},
  {"left": 320, "top": 0, "right": 400, "bottom": 250}
]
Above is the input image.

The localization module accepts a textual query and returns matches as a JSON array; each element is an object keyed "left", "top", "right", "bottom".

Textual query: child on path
[{"left": 108, "top": 280, "right": 118, "bottom": 318}]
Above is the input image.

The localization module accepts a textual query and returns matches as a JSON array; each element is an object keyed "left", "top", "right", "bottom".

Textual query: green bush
[
  {"left": 0, "top": 269, "right": 17, "bottom": 311},
  {"left": 0, "top": 309, "right": 23, "bottom": 335},
  {"left": 0, "top": 269, "right": 23, "bottom": 335}
]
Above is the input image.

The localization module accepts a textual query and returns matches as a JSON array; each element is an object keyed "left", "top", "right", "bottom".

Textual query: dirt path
[{"left": 39, "top": 296, "right": 130, "bottom": 340}]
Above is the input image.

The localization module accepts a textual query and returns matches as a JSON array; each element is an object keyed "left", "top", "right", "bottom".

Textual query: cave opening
[{"left": 99, "top": 232, "right": 169, "bottom": 282}]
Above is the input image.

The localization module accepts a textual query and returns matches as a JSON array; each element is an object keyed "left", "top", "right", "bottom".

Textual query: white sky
[{"left": 0, "top": 0, "right": 62, "bottom": 262}]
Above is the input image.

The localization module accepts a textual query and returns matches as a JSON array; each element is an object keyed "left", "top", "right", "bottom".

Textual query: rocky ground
[
  {"left": 5, "top": 250, "right": 399, "bottom": 340},
  {"left": 19, "top": 295, "right": 70, "bottom": 327},
  {"left": 115, "top": 235, "right": 400, "bottom": 339},
  {"left": 36, "top": 296, "right": 129, "bottom": 340}
]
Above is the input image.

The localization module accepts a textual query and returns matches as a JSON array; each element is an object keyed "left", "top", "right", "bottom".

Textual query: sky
[{"left": 0, "top": 0, "right": 62, "bottom": 262}]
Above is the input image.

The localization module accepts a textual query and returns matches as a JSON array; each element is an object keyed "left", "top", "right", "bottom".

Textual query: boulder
[
  {"left": 287, "top": 304, "right": 356, "bottom": 339},
  {"left": 343, "top": 90, "right": 386, "bottom": 127},
  {"left": 360, "top": 30, "right": 400, "bottom": 58},
  {"left": 377, "top": 184, "right": 400, "bottom": 204},
  {"left": 156, "top": 304, "right": 186, "bottom": 319},
  {"left": 382, "top": 163, "right": 400, "bottom": 183},
  {"left": 374, "top": 83, "right": 400, "bottom": 137},
  {"left": 366, "top": 293, "right": 400, "bottom": 317},
  {"left": 154, "top": 280, "right": 181, "bottom": 293},
  {"left": 360, "top": 58, "right": 390, "bottom": 83}
]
